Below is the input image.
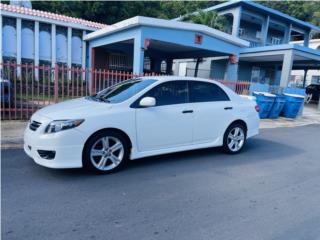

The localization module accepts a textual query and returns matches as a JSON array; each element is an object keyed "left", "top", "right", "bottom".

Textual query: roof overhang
[
  {"left": 0, "top": 3, "right": 106, "bottom": 31},
  {"left": 84, "top": 16, "right": 249, "bottom": 48},
  {"left": 240, "top": 44, "right": 320, "bottom": 66}
]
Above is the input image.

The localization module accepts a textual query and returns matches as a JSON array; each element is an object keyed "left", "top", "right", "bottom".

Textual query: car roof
[{"left": 138, "top": 76, "right": 216, "bottom": 82}]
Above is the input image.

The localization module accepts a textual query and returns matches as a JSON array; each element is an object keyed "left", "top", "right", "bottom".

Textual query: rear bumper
[
  {"left": 24, "top": 122, "right": 87, "bottom": 169},
  {"left": 246, "top": 113, "right": 260, "bottom": 139}
]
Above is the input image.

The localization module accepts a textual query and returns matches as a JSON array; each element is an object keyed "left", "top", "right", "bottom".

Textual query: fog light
[{"left": 37, "top": 150, "right": 56, "bottom": 160}]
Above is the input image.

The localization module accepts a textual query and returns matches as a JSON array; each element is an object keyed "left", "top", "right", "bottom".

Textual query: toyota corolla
[{"left": 24, "top": 76, "right": 259, "bottom": 173}]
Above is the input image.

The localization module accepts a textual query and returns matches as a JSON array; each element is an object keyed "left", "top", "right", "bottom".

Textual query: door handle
[
  {"left": 182, "top": 110, "right": 193, "bottom": 114},
  {"left": 224, "top": 107, "right": 233, "bottom": 110}
]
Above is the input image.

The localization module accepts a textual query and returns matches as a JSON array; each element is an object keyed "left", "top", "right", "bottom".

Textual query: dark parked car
[
  {"left": 305, "top": 84, "right": 320, "bottom": 103},
  {"left": 0, "top": 77, "right": 14, "bottom": 107}
]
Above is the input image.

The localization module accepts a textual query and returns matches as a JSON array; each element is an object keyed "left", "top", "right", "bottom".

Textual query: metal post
[{"left": 302, "top": 69, "right": 308, "bottom": 88}]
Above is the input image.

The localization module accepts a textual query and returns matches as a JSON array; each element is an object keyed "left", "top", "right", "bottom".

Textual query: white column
[
  {"left": 51, "top": 24, "right": 56, "bottom": 68},
  {"left": 34, "top": 21, "right": 39, "bottom": 80},
  {"left": 232, "top": 7, "right": 242, "bottom": 37},
  {"left": 280, "top": 50, "right": 294, "bottom": 87},
  {"left": 82, "top": 30, "right": 86, "bottom": 81},
  {"left": 17, "top": 18, "right": 22, "bottom": 77},
  {"left": 67, "top": 27, "right": 72, "bottom": 79},
  {"left": 261, "top": 16, "right": 270, "bottom": 46},
  {"left": 284, "top": 23, "right": 292, "bottom": 44},
  {"left": 304, "top": 30, "right": 310, "bottom": 47},
  {"left": 0, "top": 15, "right": 3, "bottom": 73},
  {"left": 82, "top": 30, "right": 86, "bottom": 70},
  {"left": 133, "top": 36, "right": 144, "bottom": 74}
]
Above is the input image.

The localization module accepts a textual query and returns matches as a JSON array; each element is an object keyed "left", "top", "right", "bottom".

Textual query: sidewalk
[
  {"left": 260, "top": 104, "right": 320, "bottom": 129},
  {"left": 1, "top": 121, "right": 27, "bottom": 149},
  {"left": 1, "top": 105, "right": 319, "bottom": 149}
]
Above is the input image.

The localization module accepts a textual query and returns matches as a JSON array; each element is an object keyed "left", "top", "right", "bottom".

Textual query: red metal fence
[{"left": 0, "top": 63, "right": 250, "bottom": 120}]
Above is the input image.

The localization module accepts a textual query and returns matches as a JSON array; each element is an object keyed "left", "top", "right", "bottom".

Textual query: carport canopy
[
  {"left": 85, "top": 16, "right": 249, "bottom": 77},
  {"left": 240, "top": 44, "right": 320, "bottom": 87}
]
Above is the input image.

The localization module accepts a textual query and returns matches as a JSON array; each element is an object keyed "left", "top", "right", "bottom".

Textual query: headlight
[{"left": 45, "top": 119, "right": 84, "bottom": 133}]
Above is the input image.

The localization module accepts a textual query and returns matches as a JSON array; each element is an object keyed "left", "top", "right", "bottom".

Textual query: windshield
[{"left": 90, "top": 78, "right": 157, "bottom": 103}]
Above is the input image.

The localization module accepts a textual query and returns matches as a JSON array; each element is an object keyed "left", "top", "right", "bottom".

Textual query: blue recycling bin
[
  {"left": 281, "top": 93, "right": 305, "bottom": 118},
  {"left": 253, "top": 92, "right": 276, "bottom": 119},
  {"left": 268, "top": 95, "right": 286, "bottom": 119}
]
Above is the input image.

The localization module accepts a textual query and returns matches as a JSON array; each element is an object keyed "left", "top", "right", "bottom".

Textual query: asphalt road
[{"left": 2, "top": 125, "right": 320, "bottom": 240}]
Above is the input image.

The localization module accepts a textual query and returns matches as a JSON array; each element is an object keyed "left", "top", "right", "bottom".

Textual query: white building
[{"left": 0, "top": 3, "right": 107, "bottom": 78}]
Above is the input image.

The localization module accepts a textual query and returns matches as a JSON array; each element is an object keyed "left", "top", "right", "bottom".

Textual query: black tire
[
  {"left": 222, "top": 123, "right": 247, "bottom": 154},
  {"left": 83, "top": 130, "right": 130, "bottom": 173}
]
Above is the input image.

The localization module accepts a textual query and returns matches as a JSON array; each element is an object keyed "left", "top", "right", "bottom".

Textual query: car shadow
[
  {"left": 128, "top": 137, "right": 304, "bottom": 170},
  {"left": 29, "top": 136, "right": 305, "bottom": 179},
  {"left": 2, "top": 135, "right": 304, "bottom": 180}
]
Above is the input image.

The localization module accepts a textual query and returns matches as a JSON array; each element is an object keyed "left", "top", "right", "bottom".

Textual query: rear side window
[
  {"left": 144, "top": 81, "right": 188, "bottom": 106},
  {"left": 189, "top": 81, "right": 229, "bottom": 102}
]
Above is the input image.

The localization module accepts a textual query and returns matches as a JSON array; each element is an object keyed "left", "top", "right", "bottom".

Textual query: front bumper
[{"left": 24, "top": 117, "right": 87, "bottom": 169}]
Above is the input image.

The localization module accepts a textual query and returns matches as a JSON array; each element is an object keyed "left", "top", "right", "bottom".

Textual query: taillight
[{"left": 255, "top": 105, "right": 260, "bottom": 112}]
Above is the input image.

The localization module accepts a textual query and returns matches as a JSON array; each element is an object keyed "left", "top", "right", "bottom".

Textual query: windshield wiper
[{"left": 85, "top": 95, "right": 110, "bottom": 103}]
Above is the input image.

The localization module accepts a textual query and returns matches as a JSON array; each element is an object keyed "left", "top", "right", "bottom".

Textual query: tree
[
  {"left": 259, "top": 1, "right": 320, "bottom": 27},
  {"left": 182, "top": 10, "right": 228, "bottom": 32}
]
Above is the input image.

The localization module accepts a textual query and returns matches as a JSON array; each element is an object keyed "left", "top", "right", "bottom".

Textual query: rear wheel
[
  {"left": 223, "top": 123, "right": 247, "bottom": 154},
  {"left": 83, "top": 130, "right": 129, "bottom": 173}
]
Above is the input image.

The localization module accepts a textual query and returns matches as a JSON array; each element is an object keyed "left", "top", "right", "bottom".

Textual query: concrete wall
[
  {"left": 210, "top": 59, "right": 227, "bottom": 79},
  {"left": 238, "top": 61, "right": 253, "bottom": 81}
]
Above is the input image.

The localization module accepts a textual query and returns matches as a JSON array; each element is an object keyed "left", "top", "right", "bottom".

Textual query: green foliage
[
  {"left": 31, "top": 1, "right": 212, "bottom": 25},
  {"left": 11, "top": 1, "right": 320, "bottom": 30},
  {"left": 182, "top": 10, "right": 228, "bottom": 32},
  {"left": 259, "top": 1, "right": 320, "bottom": 27}
]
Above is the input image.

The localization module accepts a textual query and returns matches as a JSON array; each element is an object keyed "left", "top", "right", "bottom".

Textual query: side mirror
[{"left": 139, "top": 97, "right": 156, "bottom": 107}]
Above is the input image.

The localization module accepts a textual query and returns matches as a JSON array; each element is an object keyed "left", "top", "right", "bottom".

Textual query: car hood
[{"left": 34, "top": 97, "right": 112, "bottom": 120}]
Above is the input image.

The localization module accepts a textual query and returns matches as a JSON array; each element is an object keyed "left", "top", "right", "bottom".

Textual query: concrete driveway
[{"left": 2, "top": 124, "right": 320, "bottom": 240}]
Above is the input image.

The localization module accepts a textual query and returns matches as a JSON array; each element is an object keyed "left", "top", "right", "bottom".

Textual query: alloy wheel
[
  {"left": 90, "top": 136, "right": 124, "bottom": 171},
  {"left": 227, "top": 127, "right": 245, "bottom": 152}
]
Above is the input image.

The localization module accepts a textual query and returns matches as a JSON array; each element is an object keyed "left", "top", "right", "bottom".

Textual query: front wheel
[
  {"left": 223, "top": 123, "right": 247, "bottom": 154},
  {"left": 83, "top": 130, "right": 129, "bottom": 173}
]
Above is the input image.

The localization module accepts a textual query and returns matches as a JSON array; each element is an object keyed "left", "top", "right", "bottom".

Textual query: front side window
[
  {"left": 189, "top": 81, "right": 229, "bottom": 103},
  {"left": 144, "top": 81, "right": 188, "bottom": 106},
  {"left": 92, "top": 79, "right": 156, "bottom": 103}
]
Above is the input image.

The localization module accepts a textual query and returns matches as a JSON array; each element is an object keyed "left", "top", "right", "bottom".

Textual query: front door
[{"left": 135, "top": 81, "right": 193, "bottom": 152}]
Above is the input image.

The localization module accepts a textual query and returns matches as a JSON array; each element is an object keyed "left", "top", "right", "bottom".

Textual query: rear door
[{"left": 189, "top": 81, "right": 234, "bottom": 144}]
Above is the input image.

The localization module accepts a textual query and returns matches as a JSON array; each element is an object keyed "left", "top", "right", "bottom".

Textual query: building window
[
  {"left": 160, "top": 60, "right": 167, "bottom": 73},
  {"left": 239, "top": 28, "right": 245, "bottom": 36},
  {"left": 271, "top": 37, "right": 281, "bottom": 45},
  {"left": 108, "top": 53, "right": 131, "bottom": 70},
  {"left": 256, "top": 31, "right": 261, "bottom": 39},
  {"left": 144, "top": 56, "right": 151, "bottom": 71},
  {"left": 251, "top": 67, "right": 260, "bottom": 83},
  {"left": 311, "top": 76, "right": 320, "bottom": 84}
]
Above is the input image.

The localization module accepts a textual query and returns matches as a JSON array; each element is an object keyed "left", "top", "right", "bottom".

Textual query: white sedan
[{"left": 24, "top": 76, "right": 259, "bottom": 173}]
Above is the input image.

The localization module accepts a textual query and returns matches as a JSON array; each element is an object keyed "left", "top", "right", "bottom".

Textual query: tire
[
  {"left": 222, "top": 123, "right": 247, "bottom": 154},
  {"left": 83, "top": 130, "right": 130, "bottom": 173},
  {"left": 306, "top": 94, "right": 313, "bottom": 104}
]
